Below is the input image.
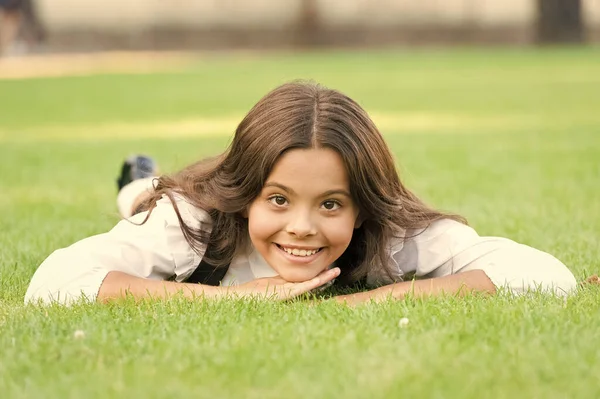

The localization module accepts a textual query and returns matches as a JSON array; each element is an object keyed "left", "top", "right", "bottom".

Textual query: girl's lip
[
  {"left": 276, "top": 243, "right": 322, "bottom": 251},
  {"left": 274, "top": 243, "right": 324, "bottom": 264}
]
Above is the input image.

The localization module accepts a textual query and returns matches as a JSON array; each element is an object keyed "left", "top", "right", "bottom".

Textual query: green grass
[{"left": 1, "top": 47, "right": 599, "bottom": 398}]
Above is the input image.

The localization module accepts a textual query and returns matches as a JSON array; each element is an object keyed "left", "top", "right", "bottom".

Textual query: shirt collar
[{"left": 248, "top": 245, "right": 279, "bottom": 279}]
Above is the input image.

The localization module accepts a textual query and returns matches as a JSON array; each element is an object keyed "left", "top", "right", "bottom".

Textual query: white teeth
[{"left": 281, "top": 246, "right": 319, "bottom": 257}]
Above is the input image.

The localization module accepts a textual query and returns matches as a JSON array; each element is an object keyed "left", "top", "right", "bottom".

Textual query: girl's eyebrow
[{"left": 264, "top": 182, "right": 351, "bottom": 198}]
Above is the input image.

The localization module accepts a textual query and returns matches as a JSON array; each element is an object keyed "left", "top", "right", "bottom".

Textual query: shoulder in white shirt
[{"left": 371, "top": 219, "right": 576, "bottom": 295}]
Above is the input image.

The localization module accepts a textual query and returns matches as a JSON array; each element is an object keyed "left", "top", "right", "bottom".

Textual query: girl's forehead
[
  {"left": 270, "top": 148, "right": 345, "bottom": 171},
  {"left": 266, "top": 148, "right": 350, "bottom": 189}
]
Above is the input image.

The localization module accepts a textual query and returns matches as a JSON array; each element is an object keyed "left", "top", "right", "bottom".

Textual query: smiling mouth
[{"left": 275, "top": 244, "right": 324, "bottom": 257}]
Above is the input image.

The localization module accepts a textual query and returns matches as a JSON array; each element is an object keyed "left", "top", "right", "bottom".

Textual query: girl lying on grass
[{"left": 25, "top": 81, "right": 577, "bottom": 305}]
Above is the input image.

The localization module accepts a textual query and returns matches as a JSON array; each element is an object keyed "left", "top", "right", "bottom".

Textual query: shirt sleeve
[
  {"left": 386, "top": 219, "right": 577, "bottom": 296},
  {"left": 24, "top": 195, "right": 210, "bottom": 305}
]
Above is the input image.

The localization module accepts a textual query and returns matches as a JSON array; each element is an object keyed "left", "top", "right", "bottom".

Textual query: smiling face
[{"left": 246, "top": 148, "right": 361, "bottom": 282}]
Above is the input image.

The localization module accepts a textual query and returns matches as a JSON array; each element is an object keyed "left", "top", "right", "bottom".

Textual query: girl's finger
[
  {"left": 287, "top": 267, "right": 341, "bottom": 297},
  {"left": 314, "top": 267, "right": 341, "bottom": 287},
  {"left": 319, "top": 267, "right": 341, "bottom": 283}
]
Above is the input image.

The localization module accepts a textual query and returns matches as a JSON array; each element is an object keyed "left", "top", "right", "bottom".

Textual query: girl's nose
[{"left": 285, "top": 212, "right": 317, "bottom": 238}]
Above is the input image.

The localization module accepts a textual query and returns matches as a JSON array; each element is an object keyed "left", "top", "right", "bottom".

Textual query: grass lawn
[{"left": 1, "top": 47, "right": 599, "bottom": 398}]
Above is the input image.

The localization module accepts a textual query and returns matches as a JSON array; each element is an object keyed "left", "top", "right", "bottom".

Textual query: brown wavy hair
[{"left": 139, "top": 81, "right": 465, "bottom": 285}]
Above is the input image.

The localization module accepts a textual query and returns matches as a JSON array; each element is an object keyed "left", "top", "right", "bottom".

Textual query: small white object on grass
[
  {"left": 73, "top": 330, "right": 85, "bottom": 339},
  {"left": 398, "top": 317, "right": 410, "bottom": 328}
]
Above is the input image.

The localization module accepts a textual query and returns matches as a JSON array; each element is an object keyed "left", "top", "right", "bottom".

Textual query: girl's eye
[
  {"left": 322, "top": 200, "right": 341, "bottom": 211},
  {"left": 269, "top": 196, "right": 288, "bottom": 206}
]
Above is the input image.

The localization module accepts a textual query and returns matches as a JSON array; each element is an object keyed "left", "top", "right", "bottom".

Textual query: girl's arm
[
  {"left": 334, "top": 269, "right": 495, "bottom": 306},
  {"left": 97, "top": 271, "right": 222, "bottom": 301},
  {"left": 97, "top": 268, "right": 341, "bottom": 302},
  {"left": 334, "top": 219, "right": 577, "bottom": 306},
  {"left": 25, "top": 195, "right": 206, "bottom": 305}
]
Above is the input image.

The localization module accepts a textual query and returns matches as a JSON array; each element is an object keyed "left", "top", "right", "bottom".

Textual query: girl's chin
[{"left": 272, "top": 267, "right": 325, "bottom": 283}]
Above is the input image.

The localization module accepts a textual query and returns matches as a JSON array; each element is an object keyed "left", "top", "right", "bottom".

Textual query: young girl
[{"left": 25, "top": 81, "right": 577, "bottom": 305}]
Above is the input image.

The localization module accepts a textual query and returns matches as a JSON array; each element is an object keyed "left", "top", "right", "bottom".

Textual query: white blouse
[{"left": 25, "top": 194, "right": 577, "bottom": 304}]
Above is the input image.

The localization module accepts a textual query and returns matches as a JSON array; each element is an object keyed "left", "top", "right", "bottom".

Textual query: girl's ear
[{"left": 354, "top": 214, "right": 364, "bottom": 229}]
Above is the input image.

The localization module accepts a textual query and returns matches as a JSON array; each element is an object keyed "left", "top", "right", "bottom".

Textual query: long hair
[{"left": 139, "top": 81, "right": 465, "bottom": 285}]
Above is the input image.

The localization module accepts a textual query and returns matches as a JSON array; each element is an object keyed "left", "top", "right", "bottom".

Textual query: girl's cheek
[
  {"left": 322, "top": 216, "right": 356, "bottom": 243},
  {"left": 248, "top": 206, "right": 281, "bottom": 237}
]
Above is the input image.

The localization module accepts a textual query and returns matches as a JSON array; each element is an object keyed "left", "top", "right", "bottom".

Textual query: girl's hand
[{"left": 234, "top": 267, "right": 341, "bottom": 300}]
